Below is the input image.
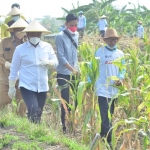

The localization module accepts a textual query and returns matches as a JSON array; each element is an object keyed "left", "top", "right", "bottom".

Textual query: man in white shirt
[
  {"left": 137, "top": 20, "right": 144, "bottom": 38},
  {"left": 77, "top": 11, "right": 86, "bottom": 38},
  {"left": 97, "top": 15, "right": 108, "bottom": 37},
  {"left": 95, "top": 28, "right": 126, "bottom": 147},
  {"left": 8, "top": 20, "right": 58, "bottom": 123}
]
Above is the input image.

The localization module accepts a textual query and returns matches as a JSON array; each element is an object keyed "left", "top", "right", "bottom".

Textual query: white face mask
[
  {"left": 29, "top": 37, "right": 40, "bottom": 45},
  {"left": 12, "top": 15, "right": 20, "bottom": 21}
]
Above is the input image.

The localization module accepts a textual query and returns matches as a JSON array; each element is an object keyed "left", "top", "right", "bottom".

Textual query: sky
[{"left": 0, "top": 0, "right": 150, "bottom": 20}]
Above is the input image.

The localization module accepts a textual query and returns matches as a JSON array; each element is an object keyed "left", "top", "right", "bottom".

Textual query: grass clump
[
  {"left": 0, "top": 107, "right": 88, "bottom": 150},
  {"left": 0, "top": 134, "right": 19, "bottom": 149},
  {"left": 12, "top": 141, "right": 42, "bottom": 150}
]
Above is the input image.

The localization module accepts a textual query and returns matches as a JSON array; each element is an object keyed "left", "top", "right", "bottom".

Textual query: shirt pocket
[{"left": 4, "top": 48, "right": 12, "bottom": 60}]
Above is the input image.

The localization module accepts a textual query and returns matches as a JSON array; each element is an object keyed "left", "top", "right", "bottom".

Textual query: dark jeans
[
  {"left": 77, "top": 28, "right": 85, "bottom": 38},
  {"left": 100, "top": 30, "right": 105, "bottom": 37},
  {"left": 57, "top": 74, "right": 78, "bottom": 128},
  {"left": 98, "top": 96, "right": 116, "bottom": 143},
  {"left": 20, "top": 87, "right": 47, "bottom": 123}
]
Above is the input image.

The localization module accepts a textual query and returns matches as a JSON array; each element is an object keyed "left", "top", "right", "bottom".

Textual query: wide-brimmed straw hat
[
  {"left": 7, "top": 18, "right": 28, "bottom": 32},
  {"left": 7, "top": 7, "right": 23, "bottom": 16},
  {"left": 100, "top": 15, "right": 107, "bottom": 19},
  {"left": 103, "top": 28, "right": 121, "bottom": 40},
  {"left": 22, "top": 20, "right": 51, "bottom": 34},
  {"left": 137, "top": 20, "right": 142, "bottom": 24}
]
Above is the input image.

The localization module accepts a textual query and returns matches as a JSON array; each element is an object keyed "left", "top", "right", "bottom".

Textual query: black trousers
[
  {"left": 57, "top": 74, "right": 78, "bottom": 128},
  {"left": 98, "top": 96, "right": 116, "bottom": 143},
  {"left": 20, "top": 87, "right": 47, "bottom": 123},
  {"left": 100, "top": 30, "right": 105, "bottom": 37},
  {"left": 77, "top": 28, "right": 85, "bottom": 38}
]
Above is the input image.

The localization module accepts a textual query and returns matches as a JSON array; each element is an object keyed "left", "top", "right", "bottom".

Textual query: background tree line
[{"left": 56, "top": 0, "right": 150, "bottom": 36}]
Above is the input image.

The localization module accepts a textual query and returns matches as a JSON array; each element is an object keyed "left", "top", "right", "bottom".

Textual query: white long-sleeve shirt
[
  {"left": 137, "top": 25, "right": 144, "bottom": 38},
  {"left": 9, "top": 41, "right": 58, "bottom": 92},
  {"left": 95, "top": 46, "right": 125, "bottom": 98},
  {"left": 78, "top": 15, "right": 86, "bottom": 29},
  {"left": 97, "top": 19, "right": 108, "bottom": 31}
]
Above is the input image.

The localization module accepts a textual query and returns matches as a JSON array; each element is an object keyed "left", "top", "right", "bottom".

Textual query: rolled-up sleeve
[
  {"left": 55, "top": 35, "right": 68, "bottom": 65},
  {"left": 9, "top": 48, "right": 20, "bottom": 80}
]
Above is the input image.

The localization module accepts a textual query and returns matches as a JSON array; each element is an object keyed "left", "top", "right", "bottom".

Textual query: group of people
[
  {"left": 59, "top": 11, "right": 144, "bottom": 39},
  {"left": 0, "top": 3, "right": 127, "bottom": 148}
]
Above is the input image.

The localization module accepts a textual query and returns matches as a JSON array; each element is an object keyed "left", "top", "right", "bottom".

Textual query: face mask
[
  {"left": 106, "top": 44, "right": 116, "bottom": 50},
  {"left": 12, "top": 15, "right": 20, "bottom": 21},
  {"left": 68, "top": 27, "right": 77, "bottom": 34},
  {"left": 15, "top": 32, "right": 26, "bottom": 39},
  {"left": 29, "top": 37, "right": 40, "bottom": 45}
]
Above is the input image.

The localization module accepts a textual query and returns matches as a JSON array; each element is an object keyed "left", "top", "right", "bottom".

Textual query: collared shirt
[
  {"left": 9, "top": 41, "right": 58, "bottom": 92},
  {"left": 95, "top": 46, "right": 125, "bottom": 98},
  {"left": 55, "top": 29, "right": 79, "bottom": 75},
  {"left": 0, "top": 23, "right": 10, "bottom": 38},
  {"left": 137, "top": 25, "right": 144, "bottom": 38},
  {"left": 0, "top": 36, "right": 23, "bottom": 85},
  {"left": 78, "top": 15, "right": 86, "bottom": 29},
  {"left": 97, "top": 19, "right": 108, "bottom": 31}
]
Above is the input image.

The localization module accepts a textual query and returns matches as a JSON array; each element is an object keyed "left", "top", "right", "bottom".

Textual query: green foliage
[
  {"left": 0, "top": 134, "right": 19, "bottom": 149},
  {"left": 12, "top": 141, "right": 42, "bottom": 150},
  {"left": 0, "top": 109, "right": 88, "bottom": 149},
  {"left": 60, "top": 0, "right": 150, "bottom": 35},
  {"left": 29, "top": 126, "right": 48, "bottom": 140},
  {"left": 37, "top": 135, "right": 58, "bottom": 145}
]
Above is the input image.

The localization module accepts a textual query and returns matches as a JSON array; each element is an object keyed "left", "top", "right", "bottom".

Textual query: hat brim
[
  {"left": 103, "top": 36, "right": 122, "bottom": 41},
  {"left": 7, "top": 27, "right": 26, "bottom": 32},
  {"left": 22, "top": 31, "right": 51, "bottom": 35},
  {"left": 137, "top": 22, "right": 142, "bottom": 24},
  {"left": 101, "top": 17, "right": 107, "bottom": 19}
]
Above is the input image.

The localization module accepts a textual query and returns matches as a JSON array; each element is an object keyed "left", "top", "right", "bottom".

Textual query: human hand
[
  {"left": 72, "top": 69, "right": 79, "bottom": 76},
  {"left": 5, "top": 61, "right": 11, "bottom": 69},
  {"left": 39, "top": 59, "right": 53, "bottom": 68},
  {"left": 8, "top": 87, "right": 16, "bottom": 99},
  {"left": 115, "top": 80, "right": 122, "bottom": 86},
  {"left": 8, "top": 80, "right": 16, "bottom": 99}
]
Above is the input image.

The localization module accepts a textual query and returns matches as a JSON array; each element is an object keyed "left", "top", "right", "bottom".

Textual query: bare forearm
[{"left": 64, "top": 63, "right": 74, "bottom": 72}]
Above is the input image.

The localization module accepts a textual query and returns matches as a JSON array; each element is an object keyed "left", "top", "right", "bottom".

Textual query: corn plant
[{"left": 110, "top": 36, "right": 150, "bottom": 149}]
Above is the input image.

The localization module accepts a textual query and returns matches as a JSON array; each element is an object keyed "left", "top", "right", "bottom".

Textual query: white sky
[{"left": 0, "top": 0, "right": 149, "bottom": 20}]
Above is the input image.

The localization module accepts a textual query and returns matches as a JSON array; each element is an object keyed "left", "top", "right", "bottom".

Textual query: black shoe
[{"left": 62, "top": 126, "right": 66, "bottom": 134}]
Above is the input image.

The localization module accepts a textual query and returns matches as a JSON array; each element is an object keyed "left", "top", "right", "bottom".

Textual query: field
[{"left": 1, "top": 33, "right": 150, "bottom": 150}]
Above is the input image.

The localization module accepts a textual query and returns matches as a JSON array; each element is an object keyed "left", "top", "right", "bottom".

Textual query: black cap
[
  {"left": 66, "top": 13, "right": 78, "bottom": 22},
  {"left": 11, "top": 3, "right": 20, "bottom": 9}
]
